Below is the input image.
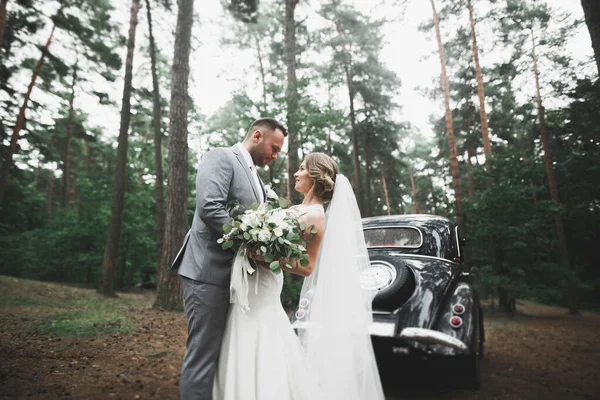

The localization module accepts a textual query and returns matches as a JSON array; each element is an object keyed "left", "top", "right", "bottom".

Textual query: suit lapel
[
  {"left": 232, "top": 145, "right": 261, "bottom": 203},
  {"left": 257, "top": 173, "right": 266, "bottom": 202}
]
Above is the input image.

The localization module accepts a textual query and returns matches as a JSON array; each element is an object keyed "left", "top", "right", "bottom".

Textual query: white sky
[
  {"left": 13, "top": 0, "right": 594, "bottom": 161},
  {"left": 194, "top": 0, "right": 591, "bottom": 140}
]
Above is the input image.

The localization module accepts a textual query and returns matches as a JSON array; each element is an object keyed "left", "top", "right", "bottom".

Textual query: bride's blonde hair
[{"left": 305, "top": 153, "right": 339, "bottom": 202}]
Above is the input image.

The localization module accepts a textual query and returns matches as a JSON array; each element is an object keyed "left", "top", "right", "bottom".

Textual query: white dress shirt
[{"left": 236, "top": 143, "right": 264, "bottom": 203}]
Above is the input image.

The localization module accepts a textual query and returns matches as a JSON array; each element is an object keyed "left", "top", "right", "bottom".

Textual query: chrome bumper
[{"left": 399, "top": 327, "right": 468, "bottom": 353}]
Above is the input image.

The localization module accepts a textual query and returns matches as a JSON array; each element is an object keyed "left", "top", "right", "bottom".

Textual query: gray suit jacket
[{"left": 171, "top": 144, "right": 266, "bottom": 287}]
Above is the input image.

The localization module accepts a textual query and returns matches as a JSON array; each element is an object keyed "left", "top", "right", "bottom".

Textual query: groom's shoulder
[{"left": 199, "top": 145, "right": 236, "bottom": 161}]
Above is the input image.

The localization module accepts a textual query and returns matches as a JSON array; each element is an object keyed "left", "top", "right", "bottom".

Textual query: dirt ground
[{"left": 0, "top": 276, "right": 598, "bottom": 400}]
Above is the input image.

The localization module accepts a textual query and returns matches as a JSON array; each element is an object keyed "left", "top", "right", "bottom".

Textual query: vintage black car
[{"left": 360, "top": 214, "right": 484, "bottom": 389}]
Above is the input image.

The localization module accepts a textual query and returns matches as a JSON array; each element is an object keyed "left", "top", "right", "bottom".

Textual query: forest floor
[{"left": 0, "top": 275, "right": 598, "bottom": 400}]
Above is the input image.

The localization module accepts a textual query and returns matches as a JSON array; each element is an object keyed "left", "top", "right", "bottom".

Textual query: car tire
[{"left": 369, "top": 255, "right": 415, "bottom": 311}]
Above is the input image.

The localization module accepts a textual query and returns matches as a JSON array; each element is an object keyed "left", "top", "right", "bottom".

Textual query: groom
[{"left": 171, "top": 118, "right": 287, "bottom": 400}]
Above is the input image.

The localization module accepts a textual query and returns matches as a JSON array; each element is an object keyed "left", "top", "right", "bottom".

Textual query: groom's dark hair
[{"left": 246, "top": 118, "right": 288, "bottom": 138}]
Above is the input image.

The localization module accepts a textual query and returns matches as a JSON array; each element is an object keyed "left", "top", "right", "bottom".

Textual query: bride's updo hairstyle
[{"left": 305, "top": 153, "right": 339, "bottom": 202}]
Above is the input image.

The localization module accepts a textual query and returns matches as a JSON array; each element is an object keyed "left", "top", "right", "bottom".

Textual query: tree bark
[
  {"left": 581, "top": 0, "right": 600, "bottom": 76},
  {"left": 146, "top": 0, "right": 166, "bottom": 270},
  {"left": 285, "top": 0, "right": 302, "bottom": 205},
  {"left": 430, "top": 0, "right": 464, "bottom": 233},
  {"left": 153, "top": 0, "right": 195, "bottom": 311},
  {"left": 468, "top": 0, "right": 491, "bottom": 162},
  {"left": 100, "top": 0, "right": 141, "bottom": 297},
  {"left": 0, "top": 0, "right": 7, "bottom": 53},
  {"left": 0, "top": 10, "right": 61, "bottom": 208},
  {"left": 335, "top": 21, "right": 362, "bottom": 212},
  {"left": 363, "top": 128, "right": 372, "bottom": 217},
  {"left": 63, "top": 60, "right": 78, "bottom": 209},
  {"left": 531, "top": 30, "right": 578, "bottom": 315},
  {"left": 466, "top": 146, "right": 475, "bottom": 201},
  {"left": 381, "top": 168, "right": 390, "bottom": 216},
  {"left": 409, "top": 167, "right": 420, "bottom": 213},
  {"left": 253, "top": 31, "right": 268, "bottom": 113}
]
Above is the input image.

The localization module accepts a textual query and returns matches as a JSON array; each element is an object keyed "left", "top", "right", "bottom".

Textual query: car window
[{"left": 363, "top": 227, "right": 423, "bottom": 248}]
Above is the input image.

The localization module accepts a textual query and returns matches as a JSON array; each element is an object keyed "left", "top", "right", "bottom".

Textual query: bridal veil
[{"left": 291, "top": 174, "right": 385, "bottom": 400}]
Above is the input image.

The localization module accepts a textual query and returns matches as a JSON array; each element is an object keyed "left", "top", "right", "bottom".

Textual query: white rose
[
  {"left": 258, "top": 229, "right": 271, "bottom": 242},
  {"left": 267, "top": 209, "right": 287, "bottom": 227}
]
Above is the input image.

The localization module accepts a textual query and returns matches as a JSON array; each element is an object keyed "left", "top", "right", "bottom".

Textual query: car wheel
[{"left": 364, "top": 255, "right": 415, "bottom": 311}]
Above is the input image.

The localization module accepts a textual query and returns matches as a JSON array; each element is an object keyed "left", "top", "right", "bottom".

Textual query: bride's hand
[{"left": 249, "top": 253, "right": 266, "bottom": 262}]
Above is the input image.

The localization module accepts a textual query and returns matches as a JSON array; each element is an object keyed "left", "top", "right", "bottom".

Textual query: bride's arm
[{"left": 282, "top": 211, "right": 325, "bottom": 277}]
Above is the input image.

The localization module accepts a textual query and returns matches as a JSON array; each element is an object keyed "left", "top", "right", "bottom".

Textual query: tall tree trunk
[
  {"left": 63, "top": 60, "right": 78, "bottom": 209},
  {"left": 153, "top": 0, "right": 195, "bottom": 311},
  {"left": 381, "top": 168, "right": 390, "bottom": 216},
  {"left": 100, "top": 0, "right": 141, "bottom": 297},
  {"left": 285, "top": 0, "right": 302, "bottom": 205},
  {"left": 465, "top": 100, "right": 475, "bottom": 201},
  {"left": 363, "top": 129, "right": 372, "bottom": 217},
  {"left": 581, "top": 0, "right": 600, "bottom": 76},
  {"left": 468, "top": 0, "right": 491, "bottom": 162},
  {"left": 0, "top": 0, "right": 7, "bottom": 53},
  {"left": 430, "top": 0, "right": 464, "bottom": 233},
  {"left": 117, "top": 238, "right": 128, "bottom": 290},
  {"left": 531, "top": 29, "right": 578, "bottom": 315},
  {"left": 146, "top": 0, "right": 166, "bottom": 269},
  {"left": 466, "top": 146, "right": 475, "bottom": 201},
  {"left": 409, "top": 167, "right": 420, "bottom": 213},
  {"left": 0, "top": 10, "right": 61, "bottom": 208},
  {"left": 335, "top": 21, "right": 362, "bottom": 211},
  {"left": 253, "top": 31, "right": 268, "bottom": 113}
]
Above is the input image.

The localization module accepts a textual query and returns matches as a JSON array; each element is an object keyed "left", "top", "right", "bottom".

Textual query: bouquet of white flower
[
  {"left": 218, "top": 185, "right": 313, "bottom": 274},
  {"left": 218, "top": 186, "right": 314, "bottom": 312}
]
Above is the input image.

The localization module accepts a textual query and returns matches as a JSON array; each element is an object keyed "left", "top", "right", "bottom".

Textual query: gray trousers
[{"left": 179, "top": 276, "right": 230, "bottom": 400}]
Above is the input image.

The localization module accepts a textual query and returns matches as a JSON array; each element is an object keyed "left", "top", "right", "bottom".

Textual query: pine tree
[
  {"left": 154, "top": 0, "right": 195, "bottom": 310},
  {"left": 100, "top": 0, "right": 141, "bottom": 297}
]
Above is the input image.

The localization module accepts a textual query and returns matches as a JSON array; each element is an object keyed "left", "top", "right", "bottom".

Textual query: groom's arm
[{"left": 196, "top": 148, "right": 233, "bottom": 236}]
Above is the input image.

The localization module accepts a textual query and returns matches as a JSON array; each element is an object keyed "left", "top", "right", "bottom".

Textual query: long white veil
[{"left": 291, "top": 174, "right": 385, "bottom": 400}]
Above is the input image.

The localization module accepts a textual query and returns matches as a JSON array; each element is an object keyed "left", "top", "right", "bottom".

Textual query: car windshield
[{"left": 363, "top": 227, "right": 422, "bottom": 248}]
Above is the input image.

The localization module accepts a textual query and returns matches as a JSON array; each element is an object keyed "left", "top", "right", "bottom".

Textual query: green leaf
[
  {"left": 300, "top": 258, "right": 309, "bottom": 267},
  {"left": 264, "top": 254, "right": 274, "bottom": 263},
  {"left": 223, "top": 241, "right": 233, "bottom": 250},
  {"left": 260, "top": 246, "right": 267, "bottom": 253},
  {"left": 269, "top": 260, "right": 280, "bottom": 270},
  {"left": 311, "top": 228, "right": 317, "bottom": 235},
  {"left": 243, "top": 232, "right": 250, "bottom": 240},
  {"left": 278, "top": 197, "right": 289, "bottom": 208},
  {"left": 223, "top": 224, "right": 232, "bottom": 233},
  {"left": 251, "top": 202, "right": 259, "bottom": 211}
]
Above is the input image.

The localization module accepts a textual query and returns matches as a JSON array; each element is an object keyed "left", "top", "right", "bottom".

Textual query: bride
[{"left": 213, "top": 152, "right": 384, "bottom": 400}]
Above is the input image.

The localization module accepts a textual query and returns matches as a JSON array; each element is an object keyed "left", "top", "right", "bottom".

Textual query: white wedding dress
[
  {"left": 214, "top": 176, "right": 385, "bottom": 400},
  {"left": 213, "top": 204, "right": 324, "bottom": 400}
]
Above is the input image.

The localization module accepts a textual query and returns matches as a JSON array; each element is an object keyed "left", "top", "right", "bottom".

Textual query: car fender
[{"left": 430, "top": 280, "right": 480, "bottom": 356}]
